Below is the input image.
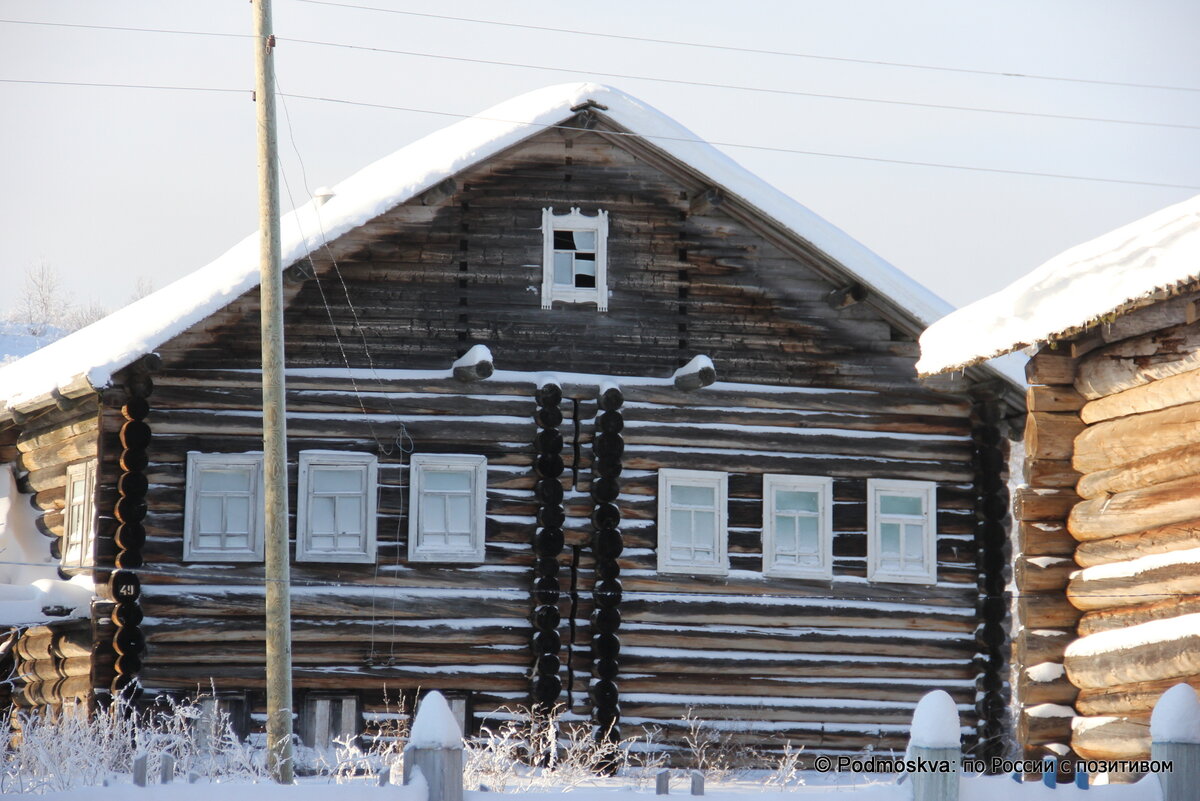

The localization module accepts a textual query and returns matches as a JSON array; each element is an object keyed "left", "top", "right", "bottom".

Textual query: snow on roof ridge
[
  {"left": 918, "top": 193, "right": 1200, "bottom": 376},
  {"left": 0, "top": 81, "right": 975, "bottom": 409}
]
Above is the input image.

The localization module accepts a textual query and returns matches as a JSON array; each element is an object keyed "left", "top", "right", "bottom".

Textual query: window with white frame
[
  {"left": 541, "top": 207, "right": 609, "bottom": 311},
  {"left": 408, "top": 454, "right": 487, "bottom": 563},
  {"left": 297, "top": 451, "right": 378, "bottom": 563},
  {"left": 762, "top": 474, "right": 833, "bottom": 579},
  {"left": 657, "top": 469, "right": 728, "bottom": 575},
  {"left": 184, "top": 452, "right": 264, "bottom": 562},
  {"left": 303, "top": 694, "right": 359, "bottom": 750},
  {"left": 62, "top": 460, "right": 97, "bottom": 569},
  {"left": 867, "top": 479, "right": 937, "bottom": 585}
]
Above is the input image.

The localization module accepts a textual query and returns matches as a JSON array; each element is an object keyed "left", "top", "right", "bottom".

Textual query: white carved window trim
[
  {"left": 541, "top": 207, "right": 609, "bottom": 311},
  {"left": 657, "top": 468, "right": 728, "bottom": 576},
  {"left": 62, "top": 460, "right": 97, "bottom": 570},
  {"left": 183, "top": 452, "right": 265, "bottom": 562},
  {"left": 296, "top": 451, "right": 378, "bottom": 564},
  {"left": 762, "top": 474, "right": 833, "bottom": 580},
  {"left": 867, "top": 479, "right": 937, "bottom": 585},
  {"left": 408, "top": 454, "right": 487, "bottom": 563}
]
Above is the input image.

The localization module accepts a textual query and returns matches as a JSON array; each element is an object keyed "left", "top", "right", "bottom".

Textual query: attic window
[{"left": 541, "top": 207, "right": 609, "bottom": 311}]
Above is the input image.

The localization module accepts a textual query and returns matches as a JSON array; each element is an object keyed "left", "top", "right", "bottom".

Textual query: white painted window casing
[
  {"left": 762, "top": 474, "right": 833, "bottom": 580},
  {"left": 657, "top": 468, "right": 728, "bottom": 576},
  {"left": 62, "top": 460, "right": 97, "bottom": 570},
  {"left": 297, "top": 451, "right": 378, "bottom": 563},
  {"left": 183, "top": 452, "right": 265, "bottom": 562},
  {"left": 408, "top": 454, "right": 488, "bottom": 563},
  {"left": 867, "top": 479, "right": 937, "bottom": 585},
  {"left": 541, "top": 207, "right": 609, "bottom": 311}
]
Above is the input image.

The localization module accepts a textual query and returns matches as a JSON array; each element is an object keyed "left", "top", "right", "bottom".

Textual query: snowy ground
[{"left": 0, "top": 321, "right": 63, "bottom": 366}]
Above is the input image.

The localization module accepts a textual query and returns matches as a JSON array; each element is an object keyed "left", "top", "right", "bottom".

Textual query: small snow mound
[
  {"left": 909, "top": 689, "right": 961, "bottom": 748},
  {"left": 406, "top": 691, "right": 462, "bottom": 749},
  {"left": 1151, "top": 683, "right": 1200, "bottom": 744},
  {"left": 453, "top": 344, "right": 492, "bottom": 369}
]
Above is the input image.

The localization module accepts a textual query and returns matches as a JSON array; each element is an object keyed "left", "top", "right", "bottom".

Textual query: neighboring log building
[
  {"left": 919, "top": 194, "right": 1200, "bottom": 770},
  {"left": 0, "top": 83, "right": 1022, "bottom": 762}
]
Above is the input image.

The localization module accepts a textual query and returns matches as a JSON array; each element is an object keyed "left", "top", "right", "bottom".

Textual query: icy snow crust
[
  {"left": 0, "top": 82, "right": 976, "bottom": 410},
  {"left": 918, "top": 193, "right": 1200, "bottom": 375}
]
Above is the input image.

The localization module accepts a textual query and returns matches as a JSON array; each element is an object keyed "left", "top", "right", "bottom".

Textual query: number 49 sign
[{"left": 109, "top": 569, "right": 141, "bottom": 604}]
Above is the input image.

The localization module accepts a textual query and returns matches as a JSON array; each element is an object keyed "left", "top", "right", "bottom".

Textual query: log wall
[
  {"left": 1017, "top": 288, "right": 1200, "bottom": 763},
  {"left": 79, "top": 119, "right": 1009, "bottom": 761}
]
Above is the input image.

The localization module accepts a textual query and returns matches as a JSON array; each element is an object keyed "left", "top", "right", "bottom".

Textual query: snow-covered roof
[
  {"left": 0, "top": 82, "right": 1011, "bottom": 413},
  {"left": 918, "top": 193, "right": 1200, "bottom": 376}
]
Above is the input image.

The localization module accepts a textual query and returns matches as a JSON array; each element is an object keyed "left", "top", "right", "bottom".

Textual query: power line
[
  {"left": 0, "top": 77, "right": 246, "bottom": 95},
  {"left": 3, "top": 75, "right": 1195, "bottom": 190},
  {"left": 278, "top": 91, "right": 1200, "bottom": 191},
  {"left": 278, "top": 36, "right": 1200, "bottom": 133},
  {"left": 288, "top": 0, "right": 1200, "bottom": 94},
  {"left": 3, "top": 17, "right": 1195, "bottom": 131}
]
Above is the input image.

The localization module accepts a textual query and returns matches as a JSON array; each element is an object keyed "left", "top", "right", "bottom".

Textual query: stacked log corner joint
[
  {"left": 530, "top": 383, "right": 566, "bottom": 714},
  {"left": 109, "top": 371, "right": 153, "bottom": 703},
  {"left": 589, "top": 384, "right": 624, "bottom": 751}
]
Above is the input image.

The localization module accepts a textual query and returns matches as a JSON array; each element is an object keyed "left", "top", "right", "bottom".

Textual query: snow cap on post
[
  {"left": 1151, "top": 684, "right": 1200, "bottom": 744},
  {"left": 407, "top": 691, "right": 463, "bottom": 749},
  {"left": 452, "top": 344, "right": 494, "bottom": 383},
  {"left": 909, "top": 689, "right": 961, "bottom": 749}
]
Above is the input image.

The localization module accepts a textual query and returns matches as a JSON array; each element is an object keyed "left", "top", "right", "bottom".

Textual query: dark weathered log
[
  {"left": 1018, "top": 664, "right": 1078, "bottom": 706},
  {"left": 1018, "top": 704, "right": 1074, "bottom": 746},
  {"left": 1068, "top": 473, "right": 1200, "bottom": 541},
  {"left": 1073, "top": 400, "right": 1200, "bottom": 474},
  {"left": 1015, "top": 628, "right": 1074, "bottom": 667},
  {"left": 1075, "top": 322, "right": 1200, "bottom": 400},
  {"left": 1018, "top": 521, "right": 1076, "bottom": 556},
  {"left": 1015, "top": 556, "right": 1075, "bottom": 592},
  {"left": 1075, "top": 520, "right": 1200, "bottom": 567},
  {"left": 1027, "top": 385, "right": 1084, "bottom": 413},
  {"left": 1016, "top": 593, "right": 1082, "bottom": 629},
  {"left": 1025, "top": 412, "right": 1084, "bottom": 461},
  {"left": 1076, "top": 443, "right": 1200, "bottom": 500}
]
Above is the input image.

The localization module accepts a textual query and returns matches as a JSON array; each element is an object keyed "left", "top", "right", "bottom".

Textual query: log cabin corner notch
[
  {"left": 919, "top": 192, "right": 1200, "bottom": 775},
  {"left": 0, "top": 82, "right": 1021, "bottom": 764}
]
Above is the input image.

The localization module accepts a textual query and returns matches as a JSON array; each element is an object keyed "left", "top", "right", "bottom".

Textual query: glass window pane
[
  {"left": 311, "top": 535, "right": 335, "bottom": 551},
  {"left": 201, "top": 467, "right": 252, "bottom": 493},
  {"left": 671, "top": 484, "right": 714, "bottom": 507},
  {"left": 311, "top": 496, "right": 336, "bottom": 534},
  {"left": 553, "top": 251, "right": 573, "bottom": 285},
  {"left": 422, "top": 494, "right": 446, "bottom": 534},
  {"left": 880, "top": 522, "right": 901, "bottom": 556},
  {"left": 797, "top": 515, "right": 820, "bottom": 555},
  {"left": 572, "top": 230, "right": 595, "bottom": 250},
  {"left": 669, "top": 509, "right": 692, "bottom": 546},
  {"left": 575, "top": 257, "right": 596, "bottom": 275},
  {"left": 691, "top": 511, "right": 715, "bottom": 549},
  {"left": 198, "top": 534, "right": 222, "bottom": 550},
  {"left": 336, "top": 496, "right": 363, "bottom": 533},
  {"left": 776, "top": 490, "right": 818, "bottom": 514},
  {"left": 554, "top": 230, "right": 576, "bottom": 250},
  {"left": 199, "top": 497, "right": 224, "bottom": 533},
  {"left": 425, "top": 470, "right": 472, "bottom": 492},
  {"left": 224, "top": 534, "right": 249, "bottom": 550},
  {"left": 225, "top": 497, "right": 251, "bottom": 535},
  {"left": 880, "top": 494, "right": 923, "bottom": 516},
  {"left": 446, "top": 495, "right": 471, "bottom": 533},
  {"left": 314, "top": 467, "right": 362, "bottom": 493},
  {"left": 904, "top": 524, "right": 925, "bottom": 560},
  {"left": 775, "top": 515, "right": 796, "bottom": 553}
]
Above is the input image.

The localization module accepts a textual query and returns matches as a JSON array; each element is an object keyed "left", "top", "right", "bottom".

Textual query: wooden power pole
[{"left": 252, "top": 0, "right": 295, "bottom": 783}]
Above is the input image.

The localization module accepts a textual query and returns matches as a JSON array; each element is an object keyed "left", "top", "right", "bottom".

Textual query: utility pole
[{"left": 252, "top": 0, "right": 294, "bottom": 784}]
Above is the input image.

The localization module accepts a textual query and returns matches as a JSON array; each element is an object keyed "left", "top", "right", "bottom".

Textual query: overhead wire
[{"left": 286, "top": 0, "right": 1200, "bottom": 95}]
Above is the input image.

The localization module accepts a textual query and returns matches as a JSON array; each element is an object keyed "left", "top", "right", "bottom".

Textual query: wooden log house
[
  {"left": 918, "top": 193, "right": 1200, "bottom": 772},
  {"left": 0, "top": 83, "right": 1022, "bottom": 763}
]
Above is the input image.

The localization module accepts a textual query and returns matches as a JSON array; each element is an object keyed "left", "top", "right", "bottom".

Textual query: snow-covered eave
[
  {"left": 916, "top": 281, "right": 1189, "bottom": 377},
  {"left": 0, "top": 81, "right": 1022, "bottom": 407}
]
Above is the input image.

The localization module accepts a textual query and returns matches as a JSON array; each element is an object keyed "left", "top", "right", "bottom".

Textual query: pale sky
[{"left": 3, "top": 1, "right": 1198, "bottom": 319}]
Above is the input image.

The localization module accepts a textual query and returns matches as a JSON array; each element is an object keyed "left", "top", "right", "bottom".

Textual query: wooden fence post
[
  {"left": 1151, "top": 684, "right": 1200, "bottom": 801},
  {"left": 690, "top": 770, "right": 704, "bottom": 795},
  {"left": 403, "top": 691, "right": 464, "bottom": 801},
  {"left": 132, "top": 754, "right": 147, "bottom": 787},
  {"left": 655, "top": 769, "right": 670, "bottom": 794},
  {"left": 159, "top": 753, "right": 175, "bottom": 784},
  {"left": 906, "top": 690, "right": 961, "bottom": 801}
]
